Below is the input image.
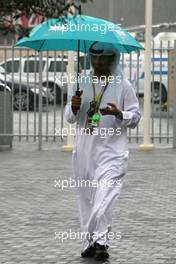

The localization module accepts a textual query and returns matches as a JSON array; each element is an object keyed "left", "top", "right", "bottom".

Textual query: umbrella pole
[
  {"left": 76, "top": 4, "right": 82, "bottom": 96},
  {"left": 76, "top": 38, "right": 80, "bottom": 93}
]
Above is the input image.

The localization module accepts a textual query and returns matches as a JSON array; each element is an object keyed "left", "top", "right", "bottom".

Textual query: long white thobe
[{"left": 65, "top": 73, "right": 141, "bottom": 250}]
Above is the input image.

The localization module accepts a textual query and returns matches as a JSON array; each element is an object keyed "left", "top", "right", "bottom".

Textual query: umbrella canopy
[{"left": 15, "top": 15, "right": 143, "bottom": 53}]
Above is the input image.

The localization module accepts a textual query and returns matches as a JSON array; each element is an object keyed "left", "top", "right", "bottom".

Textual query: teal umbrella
[{"left": 16, "top": 15, "right": 143, "bottom": 53}]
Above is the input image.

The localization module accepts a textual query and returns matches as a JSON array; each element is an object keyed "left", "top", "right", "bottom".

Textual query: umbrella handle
[
  {"left": 74, "top": 90, "right": 82, "bottom": 110},
  {"left": 75, "top": 90, "right": 82, "bottom": 97}
]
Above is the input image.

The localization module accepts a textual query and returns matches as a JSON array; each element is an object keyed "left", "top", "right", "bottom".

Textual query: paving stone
[{"left": 0, "top": 141, "right": 176, "bottom": 263}]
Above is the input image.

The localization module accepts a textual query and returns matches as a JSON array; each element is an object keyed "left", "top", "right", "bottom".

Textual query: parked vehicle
[
  {"left": 0, "top": 72, "right": 47, "bottom": 111},
  {"left": 0, "top": 56, "right": 68, "bottom": 104},
  {"left": 0, "top": 54, "right": 93, "bottom": 104}
]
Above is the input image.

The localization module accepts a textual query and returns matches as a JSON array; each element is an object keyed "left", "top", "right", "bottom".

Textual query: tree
[{"left": 0, "top": 0, "right": 92, "bottom": 37}]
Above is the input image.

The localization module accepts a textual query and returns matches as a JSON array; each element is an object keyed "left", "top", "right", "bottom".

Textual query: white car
[{"left": 0, "top": 56, "right": 69, "bottom": 104}]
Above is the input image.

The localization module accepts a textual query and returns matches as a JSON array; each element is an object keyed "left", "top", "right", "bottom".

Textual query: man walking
[{"left": 65, "top": 42, "right": 141, "bottom": 260}]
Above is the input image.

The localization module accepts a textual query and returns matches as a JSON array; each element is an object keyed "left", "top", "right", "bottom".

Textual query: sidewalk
[{"left": 0, "top": 141, "right": 176, "bottom": 264}]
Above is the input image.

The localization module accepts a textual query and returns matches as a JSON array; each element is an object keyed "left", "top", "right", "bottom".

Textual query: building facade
[{"left": 82, "top": 0, "right": 176, "bottom": 35}]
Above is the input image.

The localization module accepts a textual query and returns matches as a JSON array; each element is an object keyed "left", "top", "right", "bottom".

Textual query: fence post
[
  {"left": 38, "top": 52, "right": 43, "bottom": 150},
  {"left": 173, "top": 41, "right": 176, "bottom": 148},
  {"left": 139, "top": 0, "right": 154, "bottom": 150},
  {"left": 62, "top": 51, "right": 76, "bottom": 152}
]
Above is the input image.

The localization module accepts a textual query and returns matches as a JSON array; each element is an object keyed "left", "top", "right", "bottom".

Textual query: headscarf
[{"left": 88, "top": 41, "right": 123, "bottom": 80}]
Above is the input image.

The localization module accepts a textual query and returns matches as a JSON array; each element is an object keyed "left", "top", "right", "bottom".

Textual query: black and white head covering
[
  {"left": 89, "top": 41, "right": 117, "bottom": 56},
  {"left": 88, "top": 41, "right": 121, "bottom": 76}
]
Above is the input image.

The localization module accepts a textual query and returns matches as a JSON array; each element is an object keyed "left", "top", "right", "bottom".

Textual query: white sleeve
[
  {"left": 120, "top": 82, "right": 141, "bottom": 129},
  {"left": 64, "top": 83, "right": 80, "bottom": 124}
]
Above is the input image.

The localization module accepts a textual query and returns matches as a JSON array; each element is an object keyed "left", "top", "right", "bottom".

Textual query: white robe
[{"left": 65, "top": 71, "right": 141, "bottom": 250}]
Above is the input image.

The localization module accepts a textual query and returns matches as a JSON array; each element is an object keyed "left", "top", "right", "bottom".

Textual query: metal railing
[{"left": 0, "top": 42, "right": 175, "bottom": 148}]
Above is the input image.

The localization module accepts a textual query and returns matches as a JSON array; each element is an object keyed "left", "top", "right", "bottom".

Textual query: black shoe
[
  {"left": 81, "top": 244, "right": 96, "bottom": 258},
  {"left": 94, "top": 243, "right": 109, "bottom": 261}
]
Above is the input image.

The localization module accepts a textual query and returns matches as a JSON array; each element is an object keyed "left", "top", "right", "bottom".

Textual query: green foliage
[
  {"left": 0, "top": 0, "right": 92, "bottom": 18},
  {"left": 156, "top": 103, "right": 168, "bottom": 112},
  {"left": 0, "top": 0, "right": 93, "bottom": 38}
]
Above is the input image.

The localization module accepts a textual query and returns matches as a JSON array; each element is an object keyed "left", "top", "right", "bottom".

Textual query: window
[
  {"left": 0, "top": 84, "right": 5, "bottom": 91},
  {"left": 24, "top": 60, "right": 45, "bottom": 73},
  {"left": 0, "top": 60, "right": 20, "bottom": 73},
  {"left": 48, "top": 61, "right": 67, "bottom": 72}
]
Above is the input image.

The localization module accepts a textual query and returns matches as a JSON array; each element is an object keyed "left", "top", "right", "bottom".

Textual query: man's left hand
[{"left": 100, "top": 103, "right": 123, "bottom": 119}]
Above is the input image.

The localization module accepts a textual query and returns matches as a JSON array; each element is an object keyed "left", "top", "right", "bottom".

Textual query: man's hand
[
  {"left": 100, "top": 103, "right": 123, "bottom": 120},
  {"left": 71, "top": 90, "right": 83, "bottom": 115}
]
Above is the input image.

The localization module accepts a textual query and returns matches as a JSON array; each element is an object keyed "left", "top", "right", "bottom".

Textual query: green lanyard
[{"left": 92, "top": 79, "right": 109, "bottom": 113}]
